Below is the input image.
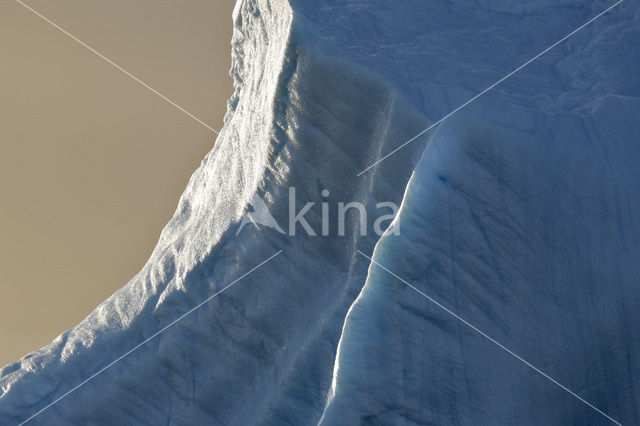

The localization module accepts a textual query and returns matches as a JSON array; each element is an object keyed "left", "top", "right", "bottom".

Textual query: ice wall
[
  {"left": 1, "top": 0, "right": 426, "bottom": 423},
  {"left": 2, "top": 0, "right": 639, "bottom": 424},
  {"left": 321, "top": 111, "right": 640, "bottom": 424}
]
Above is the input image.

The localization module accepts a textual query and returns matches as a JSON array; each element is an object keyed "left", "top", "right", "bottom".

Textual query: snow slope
[{"left": 2, "top": 0, "right": 639, "bottom": 424}]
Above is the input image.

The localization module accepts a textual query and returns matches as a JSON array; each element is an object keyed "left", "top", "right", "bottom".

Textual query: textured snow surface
[{"left": 2, "top": 0, "right": 639, "bottom": 424}]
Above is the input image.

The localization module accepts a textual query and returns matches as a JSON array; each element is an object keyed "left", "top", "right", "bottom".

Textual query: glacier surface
[{"left": 1, "top": 0, "right": 639, "bottom": 424}]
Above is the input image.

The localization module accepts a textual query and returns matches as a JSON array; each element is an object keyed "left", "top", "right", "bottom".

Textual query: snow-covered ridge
[{"left": 2, "top": 0, "right": 639, "bottom": 424}]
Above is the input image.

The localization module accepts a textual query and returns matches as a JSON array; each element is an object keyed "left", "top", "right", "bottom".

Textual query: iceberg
[{"left": 2, "top": 0, "right": 638, "bottom": 424}]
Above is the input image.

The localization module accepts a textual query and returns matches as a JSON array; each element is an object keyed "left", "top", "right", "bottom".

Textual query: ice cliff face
[{"left": 2, "top": 0, "right": 639, "bottom": 424}]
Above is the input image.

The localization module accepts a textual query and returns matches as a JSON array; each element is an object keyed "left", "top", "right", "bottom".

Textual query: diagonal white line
[
  {"left": 356, "top": 0, "right": 625, "bottom": 176},
  {"left": 15, "top": 0, "right": 219, "bottom": 135},
  {"left": 356, "top": 250, "right": 622, "bottom": 425},
  {"left": 18, "top": 250, "right": 284, "bottom": 425}
]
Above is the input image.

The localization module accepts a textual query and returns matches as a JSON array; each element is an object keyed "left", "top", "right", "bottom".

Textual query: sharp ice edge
[{"left": 2, "top": 0, "right": 639, "bottom": 424}]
